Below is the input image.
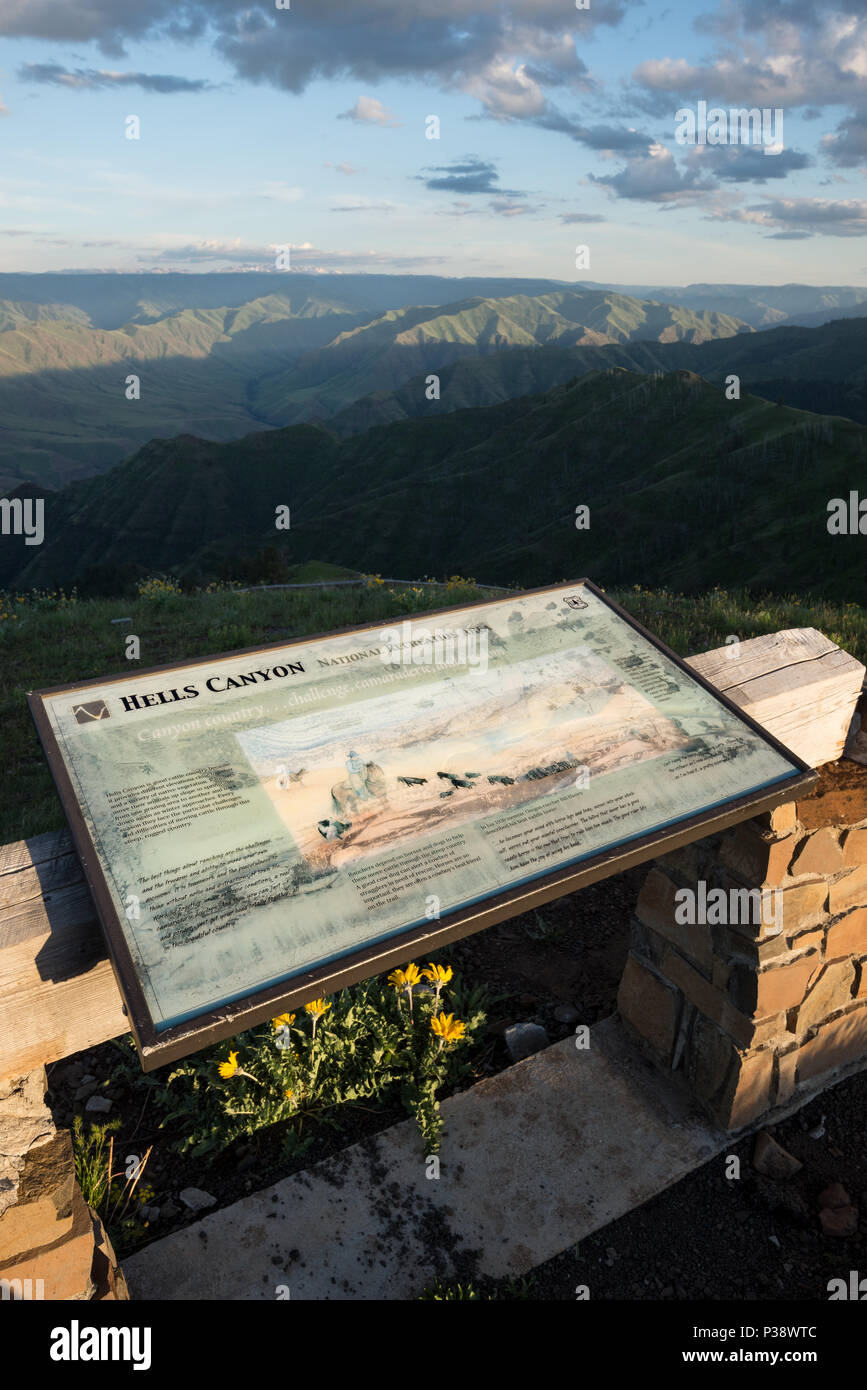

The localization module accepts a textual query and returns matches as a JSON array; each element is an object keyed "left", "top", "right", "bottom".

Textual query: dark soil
[{"left": 514, "top": 1072, "right": 867, "bottom": 1300}]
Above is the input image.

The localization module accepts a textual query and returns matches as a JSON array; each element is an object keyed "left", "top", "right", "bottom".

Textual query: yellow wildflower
[
  {"left": 305, "top": 997, "right": 331, "bottom": 1038},
  {"left": 217, "top": 1050, "right": 239, "bottom": 1079},
  {"left": 389, "top": 962, "right": 423, "bottom": 1016},
  {"left": 431, "top": 1012, "right": 466, "bottom": 1045},
  {"left": 388, "top": 962, "right": 422, "bottom": 990},
  {"left": 272, "top": 1013, "right": 296, "bottom": 1031},
  {"left": 304, "top": 998, "right": 331, "bottom": 1018},
  {"left": 422, "top": 963, "right": 452, "bottom": 986},
  {"left": 422, "top": 961, "right": 453, "bottom": 1006}
]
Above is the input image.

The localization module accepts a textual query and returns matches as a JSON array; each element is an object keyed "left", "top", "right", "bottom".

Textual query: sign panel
[{"left": 29, "top": 580, "right": 816, "bottom": 1067}]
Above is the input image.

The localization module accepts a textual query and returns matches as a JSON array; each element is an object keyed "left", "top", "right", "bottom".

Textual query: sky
[{"left": 1, "top": 0, "right": 866, "bottom": 284}]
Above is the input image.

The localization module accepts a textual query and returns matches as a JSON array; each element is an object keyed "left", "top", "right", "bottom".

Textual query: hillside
[
  {"left": 0, "top": 279, "right": 747, "bottom": 491},
  {"left": 249, "top": 289, "right": 750, "bottom": 425},
  {"left": 4, "top": 369, "right": 864, "bottom": 599},
  {"left": 330, "top": 316, "right": 867, "bottom": 435},
  {"left": 0, "top": 295, "right": 372, "bottom": 492}
]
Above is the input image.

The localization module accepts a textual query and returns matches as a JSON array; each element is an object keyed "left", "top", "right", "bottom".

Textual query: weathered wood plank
[
  {"left": 687, "top": 627, "right": 839, "bottom": 690},
  {"left": 0, "top": 830, "right": 74, "bottom": 878},
  {"left": 0, "top": 827, "right": 128, "bottom": 1076},
  {"left": 686, "top": 628, "right": 864, "bottom": 769},
  {"left": 0, "top": 626, "right": 862, "bottom": 1084}
]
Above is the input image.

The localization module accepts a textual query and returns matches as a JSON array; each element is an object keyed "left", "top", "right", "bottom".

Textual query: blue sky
[{"left": 1, "top": 0, "right": 866, "bottom": 282}]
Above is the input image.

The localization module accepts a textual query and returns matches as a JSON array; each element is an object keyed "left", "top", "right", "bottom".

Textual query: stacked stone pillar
[
  {"left": 618, "top": 761, "right": 867, "bottom": 1131},
  {"left": 0, "top": 1066, "right": 127, "bottom": 1299}
]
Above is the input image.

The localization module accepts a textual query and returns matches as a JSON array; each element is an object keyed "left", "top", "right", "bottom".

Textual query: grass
[
  {"left": 70, "top": 1114, "right": 155, "bottom": 1249},
  {"left": 0, "top": 575, "right": 491, "bottom": 841},
  {"left": 0, "top": 576, "right": 864, "bottom": 844}
]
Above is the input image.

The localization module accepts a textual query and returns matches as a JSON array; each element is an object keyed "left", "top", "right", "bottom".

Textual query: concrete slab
[{"left": 123, "top": 1016, "right": 728, "bottom": 1300}]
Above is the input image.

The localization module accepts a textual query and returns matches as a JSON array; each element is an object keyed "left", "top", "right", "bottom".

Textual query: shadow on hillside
[{"left": 3, "top": 304, "right": 867, "bottom": 495}]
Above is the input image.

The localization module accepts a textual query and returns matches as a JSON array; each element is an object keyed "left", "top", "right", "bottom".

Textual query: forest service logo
[{"left": 72, "top": 700, "right": 111, "bottom": 724}]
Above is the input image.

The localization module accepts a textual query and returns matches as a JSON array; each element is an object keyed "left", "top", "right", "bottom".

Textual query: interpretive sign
[{"left": 29, "top": 579, "right": 816, "bottom": 1068}]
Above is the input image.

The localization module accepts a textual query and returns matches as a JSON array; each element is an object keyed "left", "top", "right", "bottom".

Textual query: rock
[
  {"left": 160, "top": 1200, "right": 181, "bottom": 1220},
  {"left": 179, "top": 1187, "right": 217, "bottom": 1213},
  {"left": 503, "top": 1022, "right": 549, "bottom": 1062},
  {"left": 79, "top": 1074, "right": 97, "bottom": 1086},
  {"left": 808, "top": 1116, "right": 826, "bottom": 1139},
  {"left": 84, "top": 1095, "right": 112, "bottom": 1114},
  {"left": 819, "top": 1205, "right": 858, "bottom": 1238},
  {"left": 553, "top": 1004, "right": 580, "bottom": 1025},
  {"left": 818, "top": 1182, "right": 851, "bottom": 1210},
  {"left": 140, "top": 1205, "right": 160, "bottom": 1223},
  {"left": 752, "top": 1130, "right": 803, "bottom": 1180},
  {"left": 73, "top": 1083, "right": 97, "bottom": 1102}
]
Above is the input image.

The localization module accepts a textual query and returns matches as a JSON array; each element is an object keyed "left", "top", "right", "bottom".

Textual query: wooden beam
[
  {"left": 0, "top": 626, "right": 863, "bottom": 1085},
  {"left": 0, "top": 835, "right": 128, "bottom": 1080},
  {"left": 686, "top": 627, "right": 864, "bottom": 771}
]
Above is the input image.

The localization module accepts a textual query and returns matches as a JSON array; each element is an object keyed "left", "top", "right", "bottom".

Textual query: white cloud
[
  {"left": 707, "top": 196, "right": 867, "bottom": 238},
  {"left": 590, "top": 144, "right": 715, "bottom": 203},
  {"left": 259, "top": 183, "right": 305, "bottom": 202},
  {"left": 142, "top": 236, "right": 447, "bottom": 270},
  {"left": 337, "top": 96, "right": 402, "bottom": 126}
]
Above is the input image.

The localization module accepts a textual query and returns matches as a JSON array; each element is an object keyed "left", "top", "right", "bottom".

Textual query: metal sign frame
[{"left": 28, "top": 579, "right": 817, "bottom": 1069}]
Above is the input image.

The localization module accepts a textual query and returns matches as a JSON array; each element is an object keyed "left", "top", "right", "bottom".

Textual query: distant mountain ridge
[
  {"left": 0, "top": 272, "right": 574, "bottom": 330},
  {"left": 250, "top": 288, "right": 750, "bottom": 426},
  {"left": 575, "top": 281, "right": 867, "bottom": 328},
  {"left": 0, "top": 281, "right": 750, "bottom": 490}
]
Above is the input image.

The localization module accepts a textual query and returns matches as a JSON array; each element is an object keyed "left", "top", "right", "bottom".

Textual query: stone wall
[
  {"left": 618, "top": 760, "right": 867, "bottom": 1131},
  {"left": 0, "top": 1066, "right": 127, "bottom": 1299}
]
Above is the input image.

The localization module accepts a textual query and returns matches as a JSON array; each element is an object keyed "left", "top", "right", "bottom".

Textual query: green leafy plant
[
  {"left": 140, "top": 965, "right": 486, "bottom": 1158},
  {"left": 419, "top": 1280, "right": 482, "bottom": 1300},
  {"left": 419, "top": 1273, "right": 536, "bottom": 1300}
]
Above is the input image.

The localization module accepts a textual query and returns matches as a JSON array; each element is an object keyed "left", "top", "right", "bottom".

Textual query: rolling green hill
[
  {"left": 250, "top": 289, "right": 750, "bottom": 425},
  {"left": 4, "top": 369, "right": 863, "bottom": 600},
  {"left": 0, "top": 279, "right": 748, "bottom": 491},
  {"left": 0, "top": 295, "right": 372, "bottom": 492},
  {"left": 329, "top": 315, "right": 867, "bottom": 436}
]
